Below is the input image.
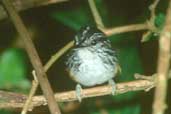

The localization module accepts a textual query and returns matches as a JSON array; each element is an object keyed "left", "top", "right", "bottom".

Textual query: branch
[
  {"left": 1, "top": 0, "right": 61, "bottom": 114},
  {"left": 44, "top": 41, "right": 74, "bottom": 71},
  {"left": 87, "top": 0, "right": 151, "bottom": 35},
  {"left": 0, "top": 0, "right": 68, "bottom": 21},
  {"left": 141, "top": 0, "right": 160, "bottom": 42},
  {"left": 152, "top": 0, "right": 171, "bottom": 114},
  {"left": 103, "top": 23, "right": 149, "bottom": 36},
  {"left": 88, "top": 0, "right": 105, "bottom": 28},
  {"left": 21, "top": 71, "right": 39, "bottom": 114},
  {"left": 0, "top": 79, "right": 155, "bottom": 109},
  {"left": 149, "top": 0, "right": 160, "bottom": 23}
]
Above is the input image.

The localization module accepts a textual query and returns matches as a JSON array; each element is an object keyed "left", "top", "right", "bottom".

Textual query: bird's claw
[
  {"left": 76, "top": 84, "right": 82, "bottom": 102},
  {"left": 108, "top": 79, "right": 116, "bottom": 95}
]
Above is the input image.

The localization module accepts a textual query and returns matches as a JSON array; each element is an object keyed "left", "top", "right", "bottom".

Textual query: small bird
[{"left": 65, "top": 26, "right": 120, "bottom": 102}]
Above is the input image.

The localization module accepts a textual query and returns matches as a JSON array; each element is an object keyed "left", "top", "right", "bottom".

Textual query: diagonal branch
[{"left": 1, "top": 0, "right": 61, "bottom": 114}]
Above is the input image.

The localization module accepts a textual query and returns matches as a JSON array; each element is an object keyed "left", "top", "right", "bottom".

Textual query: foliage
[
  {"left": 0, "top": 48, "right": 31, "bottom": 114},
  {"left": 155, "top": 13, "right": 165, "bottom": 29},
  {"left": 0, "top": 48, "right": 31, "bottom": 92},
  {"left": 0, "top": 110, "right": 12, "bottom": 114}
]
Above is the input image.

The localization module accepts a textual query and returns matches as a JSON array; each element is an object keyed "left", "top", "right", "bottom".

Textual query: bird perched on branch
[{"left": 65, "top": 26, "right": 120, "bottom": 102}]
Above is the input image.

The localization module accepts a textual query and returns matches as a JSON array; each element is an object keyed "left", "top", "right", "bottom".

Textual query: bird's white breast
[{"left": 70, "top": 47, "right": 115, "bottom": 86}]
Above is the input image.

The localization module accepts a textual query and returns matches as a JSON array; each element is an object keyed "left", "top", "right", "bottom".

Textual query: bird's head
[{"left": 74, "top": 26, "right": 108, "bottom": 47}]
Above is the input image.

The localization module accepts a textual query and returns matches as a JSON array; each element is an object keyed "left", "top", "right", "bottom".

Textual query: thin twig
[
  {"left": 44, "top": 41, "right": 74, "bottom": 71},
  {"left": 142, "top": 0, "right": 160, "bottom": 42},
  {"left": 1, "top": 0, "right": 61, "bottom": 114},
  {"left": 141, "top": 0, "right": 160, "bottom": 42},
  {"left": 0, "top": 79, "right": 155, "bottom": 109},
  {"left": 21, "top": 71, "right": 39, "bottom": 114},
  {"left": 149, "top": 0, "right": 160, "bottom": 23},
  {"left": 103, "top": 23, "right": 149, "bottom": 36},
  {"left": 88, "top": 0, "right": 105, "bottom": 28},
  {"left": 152, "top": 0, "right": 171, "bottom": 114},
  {"left": 134, "top": 73, "right": 157, "bottom": 81},
  {"left": 134, "top": 73, "right": 157, "bottom": 91}
]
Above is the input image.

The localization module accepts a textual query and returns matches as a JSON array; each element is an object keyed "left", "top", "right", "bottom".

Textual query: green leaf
[
  {"left": 0, "top": 110, "right": 12, "bottom": 114},
  {"left": 155, "top": 13, "right": 165, "bottom": 29},
  {"left": 0, "top": 48, "right": 31, "bottom": 92}
]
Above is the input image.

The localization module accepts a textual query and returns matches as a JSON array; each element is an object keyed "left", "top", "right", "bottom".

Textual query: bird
[{"left": 65, "top": 26, "right": 120, "bottom": 102}]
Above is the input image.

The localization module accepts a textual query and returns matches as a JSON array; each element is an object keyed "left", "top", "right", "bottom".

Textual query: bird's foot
[
  {"left": 76, "top": 84, "right": 83, "bottom": 102},
  {"left": 108, "top": 79, "right": 116, "bottom": 95}
]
